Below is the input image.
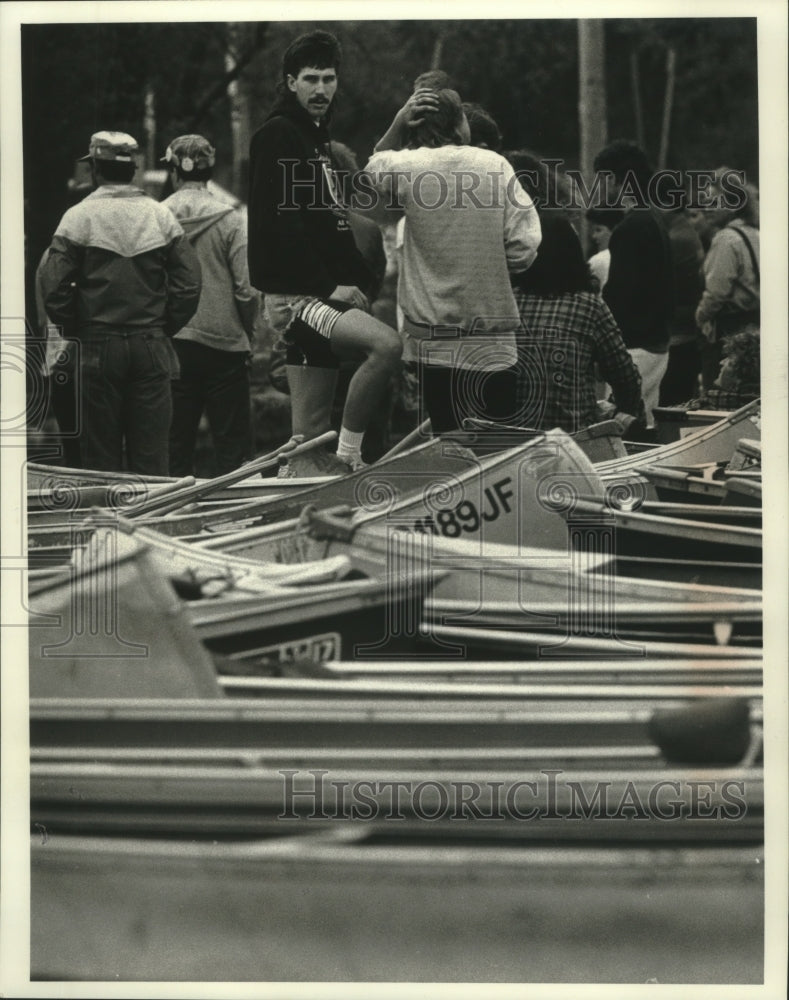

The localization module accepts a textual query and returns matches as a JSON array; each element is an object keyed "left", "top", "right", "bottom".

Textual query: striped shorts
[
  {"left": 265, "top": 294, "right": 348, "bottom": 341},
  {"left": 264, "top": 294, "right": 353, "bottom": 368}
]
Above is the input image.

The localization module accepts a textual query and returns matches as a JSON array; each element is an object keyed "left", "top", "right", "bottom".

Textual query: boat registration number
[
  {"left": 408, "top": 476, "right": 514, "bottom": 538},
  {"left": 256, "top": 632, "right": 341, "bottom": 666}
]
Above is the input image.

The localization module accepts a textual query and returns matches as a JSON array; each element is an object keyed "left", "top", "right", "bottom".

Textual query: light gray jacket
[{"left": 164, "top": 184, "right": 259, "bottom": 351}]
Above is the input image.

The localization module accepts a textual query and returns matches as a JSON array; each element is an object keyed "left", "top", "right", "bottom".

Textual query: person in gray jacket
[{"left": 163, "top": 134, "right": 260, "bottom": 476}]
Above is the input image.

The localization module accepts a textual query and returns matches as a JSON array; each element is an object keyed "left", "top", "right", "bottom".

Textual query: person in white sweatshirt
[{"left": 362, "top": 88, "right": 541, "bottom": 432}]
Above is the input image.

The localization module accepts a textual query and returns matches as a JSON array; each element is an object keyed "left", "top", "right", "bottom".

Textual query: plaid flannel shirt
[{"left": 513, "top": 290, "right": 644, "bottom": 432}]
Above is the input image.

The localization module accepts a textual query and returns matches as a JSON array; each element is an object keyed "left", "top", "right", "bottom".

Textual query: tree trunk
[
  {"left": 658, "top": 47, "right": 677, "bottom": 170},
  {"left": 578, "top": 20, "right": 607, "bottom": 249},
  {"left": 226, "top": 24, "right": 252, "bottom": 198},
  {"left": 630, "top": 48, "right": 645, "bottom": 151},
  {"left": 143, "top": 86, "right": 156, "bottom": 172},
  {"left": 430, "top": 31, "right": 445, "bottom": 71}
]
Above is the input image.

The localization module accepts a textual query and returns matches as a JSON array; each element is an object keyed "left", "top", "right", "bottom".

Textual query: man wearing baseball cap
[
  {"left": 162, "top": 134, "right": 260, "bottom": 476},
  {"left": 40, "top": 130, "right": 202, "bottom": 475}
]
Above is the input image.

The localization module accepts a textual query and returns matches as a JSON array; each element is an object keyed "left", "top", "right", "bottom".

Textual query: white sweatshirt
[{"left": 365, "top": 145, "right": 541, "bottom": 370}]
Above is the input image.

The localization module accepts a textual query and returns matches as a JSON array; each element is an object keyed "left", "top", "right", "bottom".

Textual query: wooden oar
[
  {"left": 27, "top": 475, "right": 195, "bottom": 513},
  {"left": 133, "top": 476, "right": 195, "bottom": 503},
  {"left": 192, "top": 505, "right": 352, "bottom": 551},
  {"left": 378, "top": 419, "right": 431, "bottom": 462},
  {"left": 123, "top": 432, "right": 337, "bottom": 519},
  {"left": 461, "top": 416, "right": 536, "bottom": 434}
]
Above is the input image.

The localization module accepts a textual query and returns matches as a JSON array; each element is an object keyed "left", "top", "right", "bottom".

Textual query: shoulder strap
[{"left": 730, "top": 226, "right": 760, "bottom": 281}]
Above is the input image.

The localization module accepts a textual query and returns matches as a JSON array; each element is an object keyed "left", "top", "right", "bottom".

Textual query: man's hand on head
[
  {"left": 400, "top": 88, "right": 440, "bottom": 130},
  {"left": 373, "top": 88, "right": 441, "bottom": 154}
]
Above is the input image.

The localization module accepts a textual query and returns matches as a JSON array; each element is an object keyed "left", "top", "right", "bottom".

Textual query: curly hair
[
  {"left": 462, "top": 102, "right": 502, "bottom": 151},
  {"left": 718, "top": 326, "right": 761, "bottom": 392}
]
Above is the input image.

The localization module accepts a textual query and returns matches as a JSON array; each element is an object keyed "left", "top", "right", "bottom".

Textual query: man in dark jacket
[
  {"left": 248, "top": 30, "right": 402, "bottom": 476},
  {"left": 41, "top": 131, "right": 201, "bottom": 475},
  {"left": 593, "top": 140, "right": 674, "bottom": 434},
  {"left": 658, "top": 204, "right": 706, "bottom": 405}
]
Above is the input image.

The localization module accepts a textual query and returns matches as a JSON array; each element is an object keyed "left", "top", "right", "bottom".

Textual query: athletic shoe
[{"left": 277, "top": 447, "right": 352, "bottom": 479}]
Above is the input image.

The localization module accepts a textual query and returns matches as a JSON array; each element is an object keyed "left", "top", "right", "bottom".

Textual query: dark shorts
[{"left": 265, "top": 293, "right": 354, "bottom": 368}]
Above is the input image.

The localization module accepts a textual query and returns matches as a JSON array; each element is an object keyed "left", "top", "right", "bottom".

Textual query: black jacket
[
  {"left": 603, "top": 207, "right": 675, "bottom": 353},
  {"left": 247, "top": 96, "right": 372, "bottom": 297}
]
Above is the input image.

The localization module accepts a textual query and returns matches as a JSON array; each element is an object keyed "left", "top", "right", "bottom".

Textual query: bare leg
[
  {"left": 285, "top": 365, "right": 338, "bottom": 441},
  {"left": 330, "top": 310, "right": 402, "bottom": 432}
]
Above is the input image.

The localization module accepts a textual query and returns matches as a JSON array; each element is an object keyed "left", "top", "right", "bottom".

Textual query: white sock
[{"left": 336, "top": 427, "right": 364, "bottom": 463}]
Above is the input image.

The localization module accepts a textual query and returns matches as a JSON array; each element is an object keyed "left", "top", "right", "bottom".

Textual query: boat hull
[{"left": 31, "top": 835, "right": 763, "bottom": 983}]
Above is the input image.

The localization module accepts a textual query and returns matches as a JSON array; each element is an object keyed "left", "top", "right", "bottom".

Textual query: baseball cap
[
  {"left": 162, "top": 135, "right": 216, "bottom": 173},
  {"left": 79, "top": 131, "right": 140, "bottom": 162}
]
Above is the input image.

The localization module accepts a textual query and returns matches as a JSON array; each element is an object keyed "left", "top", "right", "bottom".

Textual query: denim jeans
[
  {"left": 78, "top": 329, "right": 174, "bottom": 475},
  {"left": 169, "top": 339, "right": 252, "bottom": 477}
]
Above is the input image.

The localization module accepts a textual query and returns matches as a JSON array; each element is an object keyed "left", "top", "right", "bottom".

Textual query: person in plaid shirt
[{"left": 512, "top": 213, "right": 645, "bottom": 434}]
